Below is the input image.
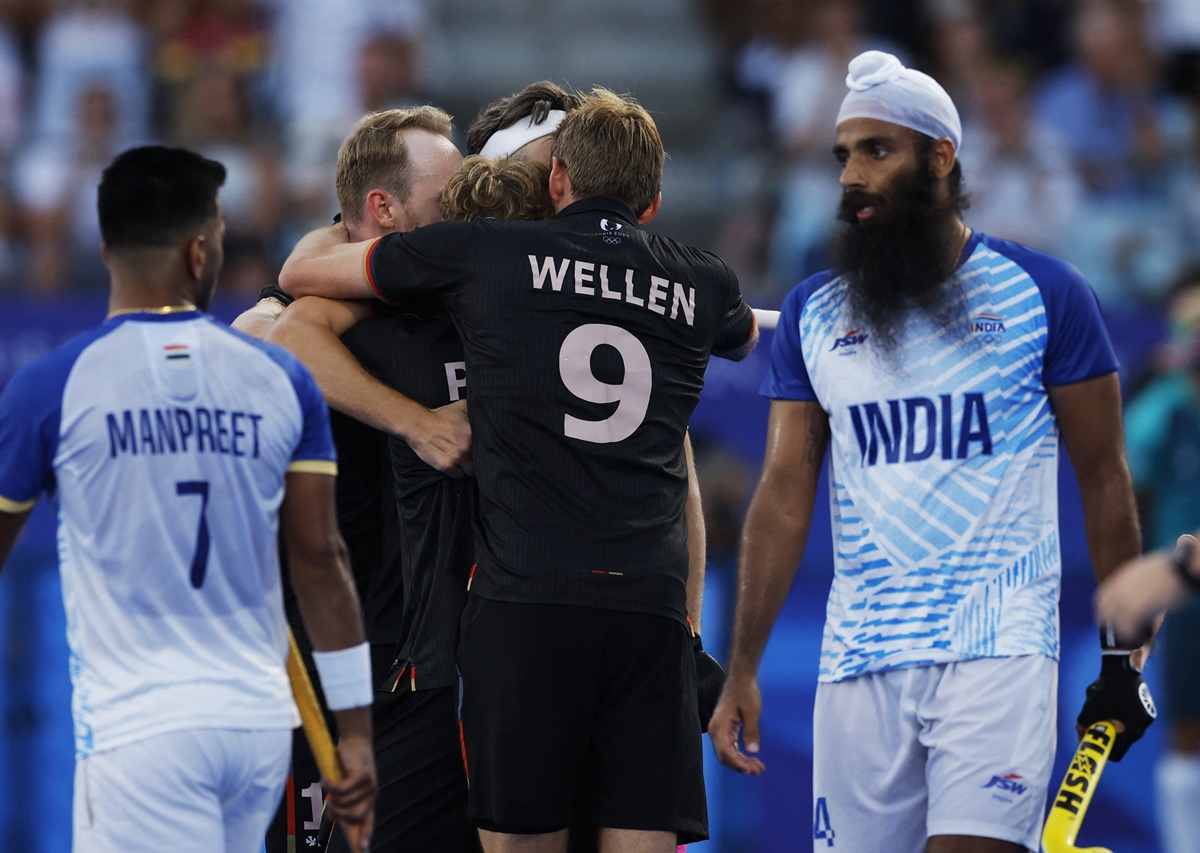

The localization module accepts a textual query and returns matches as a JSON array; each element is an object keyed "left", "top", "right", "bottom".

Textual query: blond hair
[
  {"left": 335, "top": 106, "right": 453, "bottom": 226},
  {"left": 550, "top": 88, "right": 663, "bottom": 216},
  {"left": 440, "top": 155, "right": 554, "bottom": 222}
]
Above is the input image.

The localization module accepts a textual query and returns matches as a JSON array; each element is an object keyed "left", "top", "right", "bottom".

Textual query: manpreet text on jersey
[
  {"left": 529, "top": 255, "right": 697, "bottom": 326},
  {"left": 106, "top": 406, "right": 265, "bottom": 459}
]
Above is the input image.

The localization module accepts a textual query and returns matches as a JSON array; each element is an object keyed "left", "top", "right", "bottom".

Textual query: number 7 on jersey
[{"left": 175, "top": 480, "right": 211, "bottom": 588}]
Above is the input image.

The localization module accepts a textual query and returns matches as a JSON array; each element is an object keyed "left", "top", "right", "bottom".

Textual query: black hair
[
  {"left": 914, "top": 132, "right": 969, "bottom": 213},
  {"left": 98, "top": 146, "right": 227, "bottom": 250},
  {"left": 466, "top": 81, "right": 581, "bottom": 156}
]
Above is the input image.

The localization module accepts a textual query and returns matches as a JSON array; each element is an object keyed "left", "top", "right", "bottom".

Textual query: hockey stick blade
[{"left": 1042, "top": 721, "right": 1116, "bottom": 853}]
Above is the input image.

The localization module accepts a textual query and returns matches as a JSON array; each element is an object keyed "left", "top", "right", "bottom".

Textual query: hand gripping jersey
[
  {"left": 0, "top": 311, "right": 336, "bottom": 755},
  {"left": 366, "top": 196, "right": 755, "bottom": 624},
  {"left": 380, "top": 312, "right": 475, "bottom": 692},
  {"left": 762, "top": 233, "right": 1118, "bottom": 682}
]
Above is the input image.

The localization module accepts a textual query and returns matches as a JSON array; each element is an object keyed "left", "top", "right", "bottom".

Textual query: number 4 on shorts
[{"left": 814, "top": 796, "right": 836, "bottom": 847}]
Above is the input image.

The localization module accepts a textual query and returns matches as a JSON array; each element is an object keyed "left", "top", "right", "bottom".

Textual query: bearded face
[{"left": 829, "top": 137, "right": 967, "bottom": 353}]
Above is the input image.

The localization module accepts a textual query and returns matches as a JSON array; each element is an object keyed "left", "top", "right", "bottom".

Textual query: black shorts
[
  {"left": 457, "top": 598, "right": 707, "bottom": 842},
  {"left": 326, "top": 685, "right": 479, "bottom": 853}
]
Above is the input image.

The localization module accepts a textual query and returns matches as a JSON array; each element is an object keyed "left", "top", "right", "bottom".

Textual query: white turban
[{"left": 835, "top": 51, "right": 962, "bottom": 151}]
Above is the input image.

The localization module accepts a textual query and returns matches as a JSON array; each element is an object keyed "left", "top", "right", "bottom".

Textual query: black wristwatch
[
  {"left": 258, "top": 283, "right": 295, "bottom": 308},
  {"left": 1170, "top": 539, "right": 1200, "bottom": 592}
]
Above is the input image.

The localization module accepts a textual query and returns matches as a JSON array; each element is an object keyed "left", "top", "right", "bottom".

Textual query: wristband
[
  {"left": 1101, "top": 622, "right": 1149, "bottom": 653},
  {"left": 1171, "top": 539, "right": 1200, "bottom": 592},
  {"left": 312, "top": 642, "right": 373, "bottom": 711}
]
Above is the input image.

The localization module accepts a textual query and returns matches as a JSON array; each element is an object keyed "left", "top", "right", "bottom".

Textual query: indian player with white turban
[{"left": 709, "top": 51, "right": 1153, "bottom": 852}]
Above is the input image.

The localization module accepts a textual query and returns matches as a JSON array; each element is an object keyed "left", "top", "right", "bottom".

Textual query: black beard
[{"left": 830, "top": 163, "right": 965, "bottom": 353}]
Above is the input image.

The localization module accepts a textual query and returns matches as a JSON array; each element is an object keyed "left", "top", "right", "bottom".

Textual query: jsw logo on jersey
[
  {"left": 830, "top": 328, "right": 868, "bottom": 351},
  {"left": 982, "top": 774, "right": 1028, "bottom": 796},
  {"left": 848, "top": 392, "right": 993, "bottom": 466}
]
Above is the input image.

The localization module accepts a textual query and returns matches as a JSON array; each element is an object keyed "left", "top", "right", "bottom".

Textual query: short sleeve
[
  {"left": 0, "top": 361, "right": 63, "bottom": 510},
  {"left": 256, "top": 345, "right": 337, "bottom": 475},
  {"left": 760, "top": 274, "right": 826, "bottom": 401},
  {"left": 712, "top": 259, "right": 756, "bottom": 355},
  {"left": 1033, "top": 256, "right": 1119, "bottom": 386},
  {"left": 366, "top": 222, "right": 473, "bottom": 309},
  {"left": 289, "top": 362, "right": 336, "bottom": 474}
]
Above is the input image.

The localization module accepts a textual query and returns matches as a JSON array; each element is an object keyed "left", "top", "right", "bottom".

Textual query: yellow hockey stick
[
  {"left": 1042, "top": 721, "right": 1116, "bottom": 853},
  {"left": 285, "top": 626, "right": 344, "bottom": 784}
]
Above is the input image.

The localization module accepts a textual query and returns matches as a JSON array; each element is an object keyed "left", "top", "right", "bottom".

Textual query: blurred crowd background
[
  {"left": 0, "top": 0, "right": 1193, "bottom": 310},
  {"left": 3, "top": 0, "right": 1200, "bottom": 850}
]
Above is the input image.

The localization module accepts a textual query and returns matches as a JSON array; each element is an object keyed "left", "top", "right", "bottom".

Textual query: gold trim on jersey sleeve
[
  {"left": 288, "top": 460, "right": 338, "bottom": 476},
  {"left": 0, "top": 493, "right": 37, "bottom": 513}
]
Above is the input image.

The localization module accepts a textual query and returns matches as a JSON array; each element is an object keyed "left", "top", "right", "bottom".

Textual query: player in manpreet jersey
[
  {"left": 708, "top": 51, "right": 1152, "bottom": 853},
  {"left": 277, "top": 88, "right": 756, "bottom": 853},
  {"left": 0, "top": 146, "right": 376, "bottom": 853}
]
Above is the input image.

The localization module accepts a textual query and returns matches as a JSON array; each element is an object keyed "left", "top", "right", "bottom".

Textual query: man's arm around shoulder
[
  {"left": 279, "top": 223, "right": 380, "bottom": 300},
  {"left": 269, "top": 296, "right": 473, "bottom": 478}
]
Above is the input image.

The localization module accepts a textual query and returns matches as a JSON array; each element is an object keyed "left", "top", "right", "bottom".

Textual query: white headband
[
  {"left": 479, "top": 109, "right": 568, "bottom": 159},
  {"left": 836, "top": 51, "right": 962, "bottom": 151}
]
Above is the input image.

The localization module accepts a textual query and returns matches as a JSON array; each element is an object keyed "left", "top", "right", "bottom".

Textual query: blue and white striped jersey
[
  {"left": 0, "top": 310, "right": 336, "bottom": 756},
  {"left": 763, "top": 233, "right": 1117, "bottom": 682}
]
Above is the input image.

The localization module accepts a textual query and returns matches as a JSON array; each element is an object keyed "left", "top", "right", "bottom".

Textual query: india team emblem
[{"left": 970, "top": 313, "right": 1006, "bottom": 345}]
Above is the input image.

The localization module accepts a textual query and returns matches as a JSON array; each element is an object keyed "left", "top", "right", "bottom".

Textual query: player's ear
[
  {"left": 186, "top": 234, "right": 207, "bottom": 281},
  {"left": 365, "top": 189, "right": 395, "bottom": 230},
  {"left": 637, "top": 193, "right": 661, "bottom": 225},
  {"left": 930, "top": 137, "right": 956, "bottom": 180},
  {"left": 548, "top": 156, "right": 569, "bottom": 204}
]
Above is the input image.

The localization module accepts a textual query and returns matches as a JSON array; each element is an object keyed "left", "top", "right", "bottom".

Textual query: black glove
[
  {"left": 1075, "top": 649, "right": 1156, "bottom": 762},
  {"left": 693, "top": 632, "right": 726, "bottom": 733}
]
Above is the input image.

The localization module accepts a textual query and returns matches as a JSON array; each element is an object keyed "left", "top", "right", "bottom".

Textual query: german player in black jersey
[
  {"left": 263, "top": 85, "right": 592, "bottom": 853},
  {"left": 279, "top": 88, "right": 757, "bottom": 853},
  {"left": 233, "top": 106, "right": 466, "bottom": 852}
]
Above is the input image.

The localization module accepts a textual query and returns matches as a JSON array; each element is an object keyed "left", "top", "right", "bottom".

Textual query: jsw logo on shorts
[
  {"left": 830, "top": 329, "right": 868, "bottom": 351},
  {"left": 982, "top": 774, "right": 1028, "bottom": 795}
]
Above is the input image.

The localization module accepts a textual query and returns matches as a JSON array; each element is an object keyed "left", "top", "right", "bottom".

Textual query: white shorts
[
  {"left": 811, "top": 655, "right": 1057, "bottom": 853},
  {"left": 72, "top": 727, "right": 291, "bottom": 853}
]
